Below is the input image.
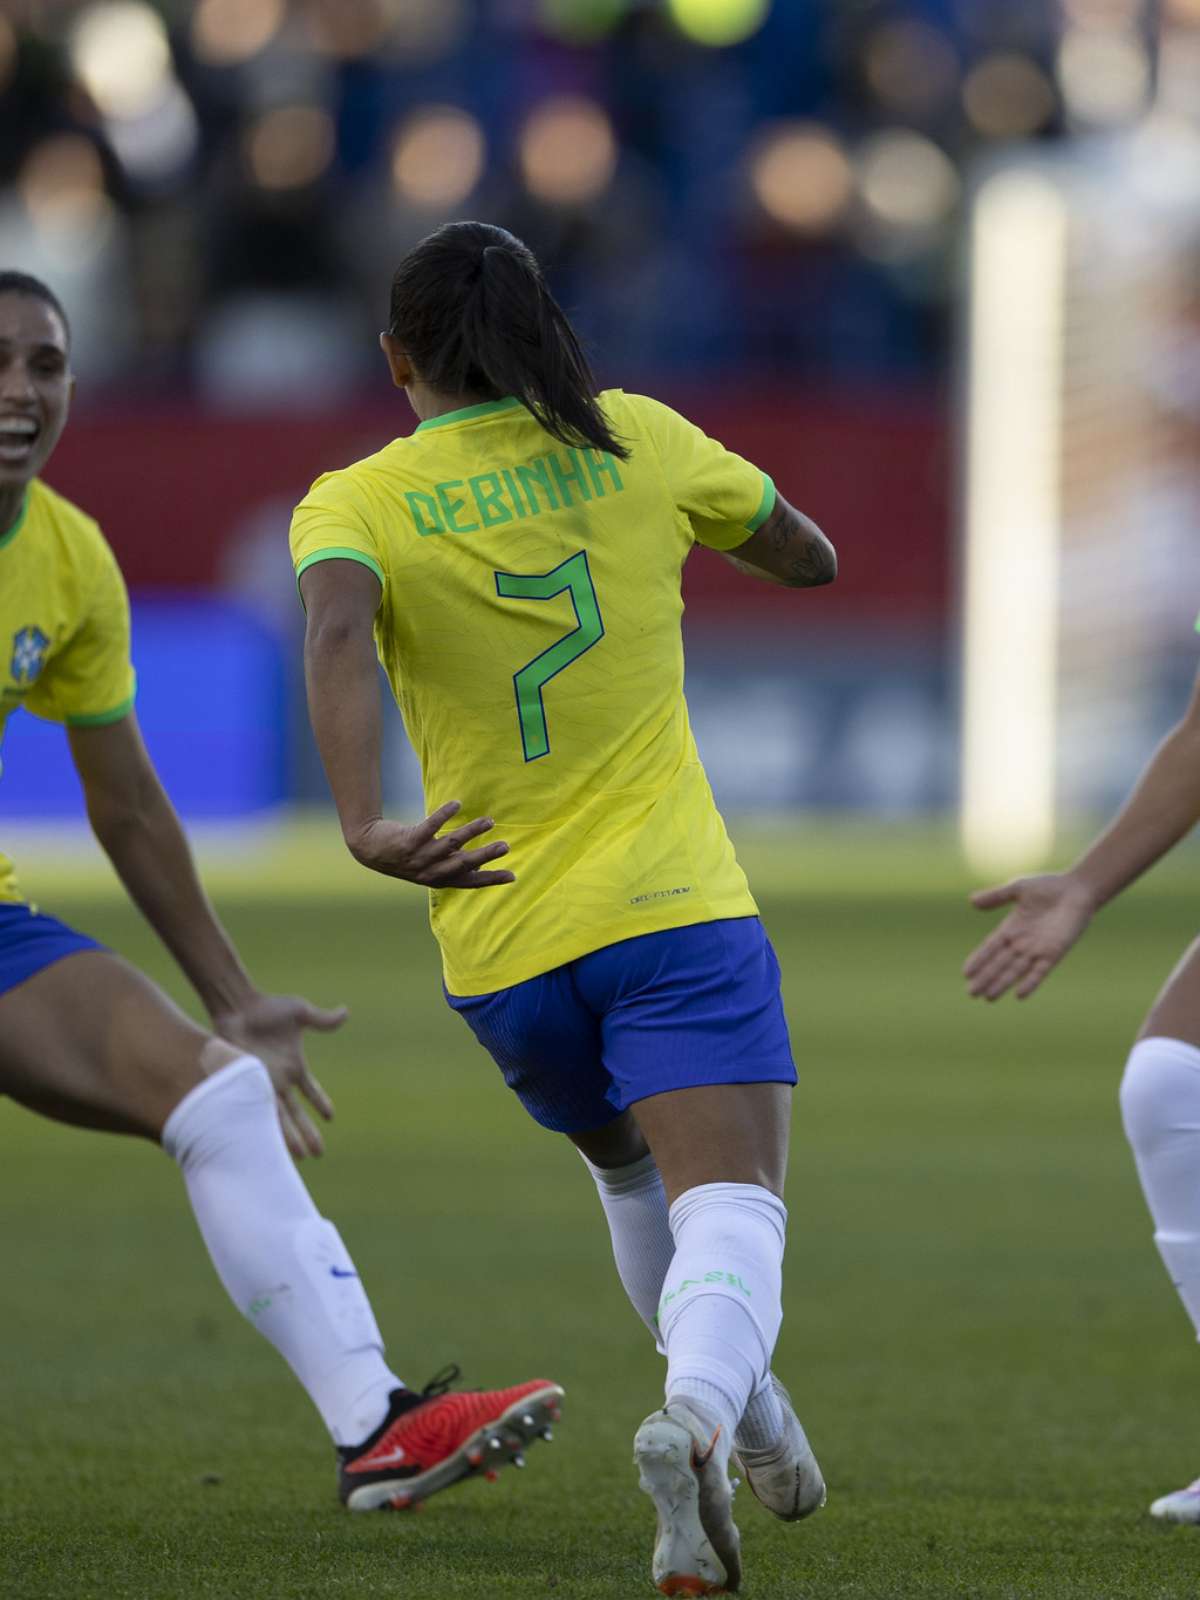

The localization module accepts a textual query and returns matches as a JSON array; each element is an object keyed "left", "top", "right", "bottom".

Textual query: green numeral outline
[{"left": 494, "top": 550, "right": 605, "bottom": 762}]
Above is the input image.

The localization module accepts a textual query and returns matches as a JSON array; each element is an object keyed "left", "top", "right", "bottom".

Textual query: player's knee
[
  {"left": 1120, "top": 1037, "right": 1200, "bottom": 1158},
  {"left": 573, "top": 1112, "right": 649, "bottom": 1169},
  {"left": 142, "top": 1032, "right": 241, "bottom": 1131},
  {"left": 198, "top": 1033, "right": 244, "bottom": 1080}
]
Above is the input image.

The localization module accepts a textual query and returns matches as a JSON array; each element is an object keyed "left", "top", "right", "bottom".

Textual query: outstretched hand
[
  {"left": 963, "top": 872, "right": 1097, "bottom": 1002},
  {"left": 347, "top": 801, "right": 516, "bottom": 889},
  {"left": 213, "top": 992, "right": 347, "bottom": 1159}
]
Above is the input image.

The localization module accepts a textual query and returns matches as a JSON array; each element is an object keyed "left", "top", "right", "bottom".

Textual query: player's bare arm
[
  {"left": 299, "top": 557, "right": 514, "bottom": 889},
  {"left": 722, "top": 493, "right": 837, "bottom": 588},
  {"left": 964, "top": 665, "right": 1200, "bottom": 1003},
  {"left": 69, "top": 711, "right": 344, "bottom": 1155}
]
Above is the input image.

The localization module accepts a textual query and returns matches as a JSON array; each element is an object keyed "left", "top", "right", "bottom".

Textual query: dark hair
[
  {"left": 388, "top": 222, "right": 628, "bottom": 460},
  {"left": 0, "top": 271, "right": 70, "bottom": 342}
]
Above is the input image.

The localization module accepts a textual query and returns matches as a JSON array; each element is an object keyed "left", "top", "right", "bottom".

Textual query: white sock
[
  {"left": 1120, "top": 1036, "right": 1200, "bottom": 1338},
  {"left": 580, "top": 1150, "right": 674, "bottom": 1353},
  {"left": 736, "top": 1378, "right": 786, "bottom": 1454},
  {"left": 162, "top": 1055, "right": 401, "bottom": 1446},
  {"left": 582, "top": 1154, "right": 787, "bottom": 1449},
  {"left": 659, "top": 1182, "right": 787, "bottom": 1448}
]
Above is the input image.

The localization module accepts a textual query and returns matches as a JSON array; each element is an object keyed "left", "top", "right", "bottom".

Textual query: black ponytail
[{"left": 388, "top": 221, "right": 629, "bottom": 461}]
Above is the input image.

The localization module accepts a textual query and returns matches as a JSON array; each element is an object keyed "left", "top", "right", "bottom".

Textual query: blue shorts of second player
[
  {"left": 0, "top": 902, "right": 101, "bottom": 998},
  {"left": 445, "top": 916, "right": 796, "bottom": 1134}
]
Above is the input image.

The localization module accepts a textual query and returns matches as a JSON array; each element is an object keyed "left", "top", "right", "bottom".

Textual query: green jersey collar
[
  {"left": 0, "top": 490, "right": 30, "bottom": 553},
  {"left": 415, "top": 397, "right": 524, "bottom": 433}
]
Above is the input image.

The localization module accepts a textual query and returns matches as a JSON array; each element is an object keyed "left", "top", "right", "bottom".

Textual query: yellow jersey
[
  {"left": 0, "top": 480, "right": 137, "bottom": 901},
  {"left": 290, "top": 390, "right": 773, "bottom": 995}
]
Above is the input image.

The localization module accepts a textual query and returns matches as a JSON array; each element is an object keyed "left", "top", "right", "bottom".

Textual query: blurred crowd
[{"left": 0, "top": 0, "right": 1183, "bottom": 402}]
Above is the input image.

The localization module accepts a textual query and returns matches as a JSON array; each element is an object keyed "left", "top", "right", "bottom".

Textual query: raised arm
[
  {"left": 964, "top": 666, "right": 1200, "bottom": 1001},
  {"left": 299, "top": 558, "right": 514, "bottom": 889},
  {"left": 722, "top": 493, "right": 837, "bottom": 589},
  {"left": 68, "top": 711, "right": 344, "bottom": 1154}
]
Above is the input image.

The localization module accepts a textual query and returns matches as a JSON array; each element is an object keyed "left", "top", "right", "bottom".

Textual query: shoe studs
[
  {"left": 540, "top": 1427, "right": 554, "bottom": 1442},
  {"left": 485, "top": 1469, "right": 498, "bottom": 1483},
  {"left": 513, "top": 1453, "right": 526, "bottom": 1469},
  {"left": 466, "top": 1447, "right": 484, "bottom": 1469}
]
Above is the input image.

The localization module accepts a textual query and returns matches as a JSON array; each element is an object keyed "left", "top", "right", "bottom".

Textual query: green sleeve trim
[
  {"left": 295, "top": 547, "right": 385, "bottom": 593},
  {"left": 1195, "top": 612, "right": 1200, "bottom": 634},
  {"left": 746, "top": 473, "right": 776, "bottom": 533},
  {"left": 66, "top": 692, "right": 136, "bottom": 728}
]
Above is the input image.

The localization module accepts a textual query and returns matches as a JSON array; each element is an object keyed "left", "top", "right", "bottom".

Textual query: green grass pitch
[{"left": 4, "top": 823, "right": 1200, "bottom": 1599}]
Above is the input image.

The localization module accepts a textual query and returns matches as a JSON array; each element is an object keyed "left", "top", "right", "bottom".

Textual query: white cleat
[
  {"left": 733, "top": 1378, "right": 826, "bottom": 1523},
  {"left": 634, "top": 1403, "right": 742, "bottom": 1595},
  {"left": 1150, "top": 1479, "right": 1200, "bottom": 1523}
]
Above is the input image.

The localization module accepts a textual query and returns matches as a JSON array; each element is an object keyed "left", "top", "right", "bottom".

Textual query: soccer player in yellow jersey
[
  {"left": 0, "top": 271, "right": 561, "bottom": 1514},
  {"left": 965, "top": 662, "right": 1200, "bottom": 1524},
  {"left": 293, "top": 221, "right": 838, "bottom": 1594}
]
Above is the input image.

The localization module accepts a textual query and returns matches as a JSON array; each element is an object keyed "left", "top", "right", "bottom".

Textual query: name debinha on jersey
[{"left": 406, "top": 447, "right": 625, "bottom": 538}]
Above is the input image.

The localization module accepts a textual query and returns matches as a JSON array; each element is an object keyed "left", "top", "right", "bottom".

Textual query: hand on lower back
[{"left": 346, "top": 802, "right": 516, "bottom": 889}]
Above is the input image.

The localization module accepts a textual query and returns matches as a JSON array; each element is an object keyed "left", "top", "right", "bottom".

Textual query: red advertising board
[{"left": 42, "top": 389, "right": 950, "bottom": 624}]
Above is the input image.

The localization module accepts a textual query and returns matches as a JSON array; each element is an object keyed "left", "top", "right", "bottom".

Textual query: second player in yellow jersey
[{"left": 0, "top": 478, "right": 136, "bottom": 901}]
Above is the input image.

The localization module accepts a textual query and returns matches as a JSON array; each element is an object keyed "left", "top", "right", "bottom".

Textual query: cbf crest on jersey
[{"left": 11, "top": 626, "right": 49, "bottom": 686}]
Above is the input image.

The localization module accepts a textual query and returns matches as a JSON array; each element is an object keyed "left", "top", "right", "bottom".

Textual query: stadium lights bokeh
[
  {"left": 519, "top": 96, "right": 617, "bottom": 207},
  {"left": 863, "top": 20, "right": 959, "bottom": 121},
  {"left": 540, "top": 0, "right": 632, "bottom": 44},
  {"left": 391, "top": 107, "right": 486, "bottom": 210},
  {"left": 380, "top": 0, "right": 470, "bottom": 63},
  {"left": 190, "top": 0, "right": 285, "bottom": 67},
  {"left": 243, "top": 104, "right": 336, "bottom": 192},
  {"left": 749, "top": 123, "right": 853, "bottom": 236},
  {"left": 18, "top": 134, "right": 113, "bottom": 256},
  {"left": 70, "top": 2, "right": 199, "bottom": 187},
  {"left": 963, "top": 54, "right": 1057, "bottom": 139},
  {"left": 303, "top": 0, "right": 396, "bottom": 60},
  {"left": 668, "top": 0, "right": 770, "bottom": 47},
  {"left": 70, "top": 1, "right": 171, "bottom": 119},
  {"left": 1058, "top": 24, "right": 1152, "bottom": 124},
  {"left": 857, "top": 130, "right": 959, "bottom": 235}
]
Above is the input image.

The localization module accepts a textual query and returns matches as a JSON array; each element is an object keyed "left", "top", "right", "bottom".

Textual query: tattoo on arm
[{"left": 760, "top": 502, "right": 837, "bottom": 587}]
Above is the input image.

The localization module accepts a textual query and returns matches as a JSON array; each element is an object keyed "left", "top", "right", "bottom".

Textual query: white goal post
[{"left": 960, "top": 123, "right": 1200, "bottom": 871}]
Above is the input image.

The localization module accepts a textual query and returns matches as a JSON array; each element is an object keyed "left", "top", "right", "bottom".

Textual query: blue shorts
[
  {"left": 445, "top": 916, "right": 796, "bottom": 1134},
  {"left": 0, "top": 903, "right": 101, "bottom": 998}
]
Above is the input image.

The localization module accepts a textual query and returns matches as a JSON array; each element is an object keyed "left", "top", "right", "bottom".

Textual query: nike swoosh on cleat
[
  {"left": 361, "top": 1445, "right": 408, "bottom": 1468},
  {"left": 329, "top": 1267, "right": 359, "bottom": 1278},
  {"left": 690, "top": 1424, "right": 722, "bottom": 1473}
]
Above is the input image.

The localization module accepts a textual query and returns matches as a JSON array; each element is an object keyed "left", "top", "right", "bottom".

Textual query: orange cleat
[{"left": 337, "top": 1364, "right": 563, "bottom": 1512}]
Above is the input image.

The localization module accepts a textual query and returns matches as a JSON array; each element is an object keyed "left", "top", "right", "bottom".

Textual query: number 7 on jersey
[{"left": 495, "top": 550, "right": 604, "bottom": 762}]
